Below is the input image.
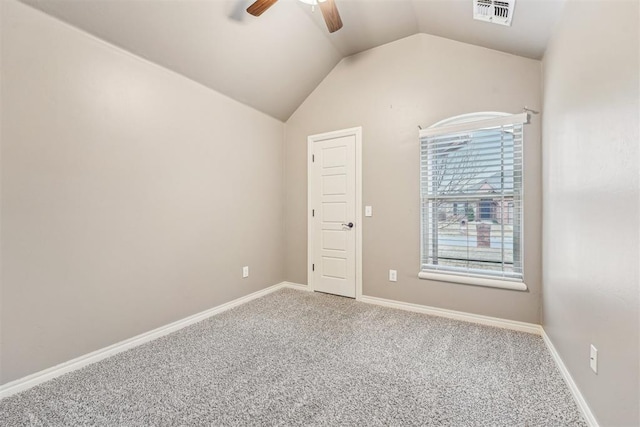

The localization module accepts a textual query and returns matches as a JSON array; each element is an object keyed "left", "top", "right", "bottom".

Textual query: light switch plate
[
  {"left": 242, "top": 266, "right": 249, "bottom": 278},
  {"left": 365, "top": 206, "right": 373, "bottom": 217}
]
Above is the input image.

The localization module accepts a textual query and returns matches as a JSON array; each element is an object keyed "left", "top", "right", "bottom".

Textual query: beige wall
[
  {"left": 542, "top": 0, "right": 639, "bottom": 425},
  {"left": 286, "top": 34, "right": 543, "bottom": 323},
  {"left": 0, "top": 0, "right": 285, "bottom": 384},
  {"left": 7, "top": 10, "right": 636, "bottom": 426}
]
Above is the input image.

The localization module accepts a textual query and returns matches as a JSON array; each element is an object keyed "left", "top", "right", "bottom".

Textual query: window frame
[{"left": 418, "top": 112, "right": 529, "bottom": 291}]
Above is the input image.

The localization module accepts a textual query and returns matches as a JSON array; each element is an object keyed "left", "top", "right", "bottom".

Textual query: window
[{"left": 418, "top": 112, "right": 528, "bottom": 290}]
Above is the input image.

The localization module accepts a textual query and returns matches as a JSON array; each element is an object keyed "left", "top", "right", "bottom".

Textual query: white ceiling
[{"left": 20, "top": 0, "right": 565, "bottom": 121}]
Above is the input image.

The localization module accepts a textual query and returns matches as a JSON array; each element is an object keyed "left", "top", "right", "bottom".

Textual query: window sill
[{"left": 417, "top": 271, "right": 528, "bottom": 291}]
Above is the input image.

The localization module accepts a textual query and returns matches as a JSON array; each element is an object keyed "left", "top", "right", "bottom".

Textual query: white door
[{"left": 308, "top": 128, "right": 360, "bottom": 298}]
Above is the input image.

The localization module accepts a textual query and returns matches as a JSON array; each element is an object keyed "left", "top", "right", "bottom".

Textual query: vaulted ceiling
[{"left": 21, "top": 0, "right": 565, "bottom": 121}]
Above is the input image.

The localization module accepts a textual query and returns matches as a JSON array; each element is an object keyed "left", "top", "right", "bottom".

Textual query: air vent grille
[{"left": 473, "top": 0, "right": 515, "bottom": 26}]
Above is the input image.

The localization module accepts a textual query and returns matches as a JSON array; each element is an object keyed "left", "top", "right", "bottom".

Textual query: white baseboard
[
  {"left": 280, "top": 281, "right": 311, "bottom": 291},
  {"left": 0, "top": 281, "right": 597, "bottom": 427},
  {"left": 358, "top": 295, "right": 542, "bottom": 335},
  {"left": 0, "top": 282, "right": 290, "bottom": 399},
  {"left": 541, "top": 330, "right": 599, "bottom": 427}
]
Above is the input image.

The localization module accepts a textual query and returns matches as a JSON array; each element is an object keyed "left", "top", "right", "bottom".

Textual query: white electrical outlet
[
  {"left": 242, "top": 266, "right": 249, "bottom": 278},
  {"left": 389, "top": 269, "right": 397, "bottom": 282},
  {"left": 590, "top": 344, "right": 598, "bottom": 374}
]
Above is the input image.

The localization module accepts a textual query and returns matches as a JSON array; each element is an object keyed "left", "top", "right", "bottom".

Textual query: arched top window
[
  {"left": 429, "top": 112, "right": 512, "bottom": 128},
  {"left": 418, "top": 112, "right": 529, "bottom": 291}
]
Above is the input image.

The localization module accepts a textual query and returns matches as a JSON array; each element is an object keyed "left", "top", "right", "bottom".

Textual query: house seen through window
[{"left": 419, "top": 112, "right": 528, "bottom": 286}]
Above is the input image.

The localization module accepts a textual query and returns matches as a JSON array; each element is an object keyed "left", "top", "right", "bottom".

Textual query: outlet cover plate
[{"left": 590, "top": 344, "right": 598, "bottom": 373}]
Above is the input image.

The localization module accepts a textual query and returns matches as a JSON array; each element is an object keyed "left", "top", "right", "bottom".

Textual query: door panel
[
  {"left": 311, "top": 134, "right": 356, "bottom": 298},
  {"left": 322, "top": 230, "right": 346, "bottom": 251},
  {"left": 321, "top": 174, "right": 347, "bottom": 195}
]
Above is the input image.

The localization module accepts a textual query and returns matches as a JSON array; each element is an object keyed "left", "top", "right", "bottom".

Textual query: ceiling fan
[{"left": 246, "top": 0, "right": 343, "bottom": 33}]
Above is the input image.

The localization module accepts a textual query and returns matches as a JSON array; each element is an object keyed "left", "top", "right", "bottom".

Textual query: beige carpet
[{"left": 0, "top": 288, "right": 586, "bottom": 426}]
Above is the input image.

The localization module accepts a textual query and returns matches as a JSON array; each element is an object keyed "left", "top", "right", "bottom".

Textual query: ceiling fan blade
[
  {"left": 246, "top": 0, "right": 278, "bottom": 17},
  {"left": 319, "top": 0, "right": 343, "bottom": 33}
]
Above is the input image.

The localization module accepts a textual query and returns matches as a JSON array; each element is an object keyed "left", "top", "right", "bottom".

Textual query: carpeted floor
[{"left": 0, "top": 288, "right": 585, "bottom": 426}]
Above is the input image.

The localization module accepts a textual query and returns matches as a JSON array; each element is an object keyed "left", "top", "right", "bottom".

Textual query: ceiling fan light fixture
[
  {"left": 298, "top": 0, "right": 327, "bottom": 5},
  {"left": 247, "top": 0, "right": 342, "bottom": 33}
]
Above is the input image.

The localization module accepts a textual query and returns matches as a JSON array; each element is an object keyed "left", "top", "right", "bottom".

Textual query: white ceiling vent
[{"left": 473, "top": 0, "right": 515, "bottom": 26}]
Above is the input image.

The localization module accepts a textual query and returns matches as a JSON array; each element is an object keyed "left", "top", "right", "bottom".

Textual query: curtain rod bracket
[{"left": 523, "top": 107, "right": 539, "bottom": 115}]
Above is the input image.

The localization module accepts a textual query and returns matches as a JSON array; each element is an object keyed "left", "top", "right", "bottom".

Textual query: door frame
[{"left": 307, "top": 126, "right": 363, "bottom": 299}]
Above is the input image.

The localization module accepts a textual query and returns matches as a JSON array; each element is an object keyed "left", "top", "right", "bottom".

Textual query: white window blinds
[{"left": 419, "top": 113, "right": 528, "bottom": 283}]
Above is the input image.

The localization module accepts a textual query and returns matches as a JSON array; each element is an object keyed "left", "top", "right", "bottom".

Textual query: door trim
[{"left": 307, "top": 127, "right": 363, "bottom": 299}]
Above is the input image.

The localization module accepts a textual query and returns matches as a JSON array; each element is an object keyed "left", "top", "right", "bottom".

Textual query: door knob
[{"left": 342, "top": 222, "right": 354, "bottom": 229}]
